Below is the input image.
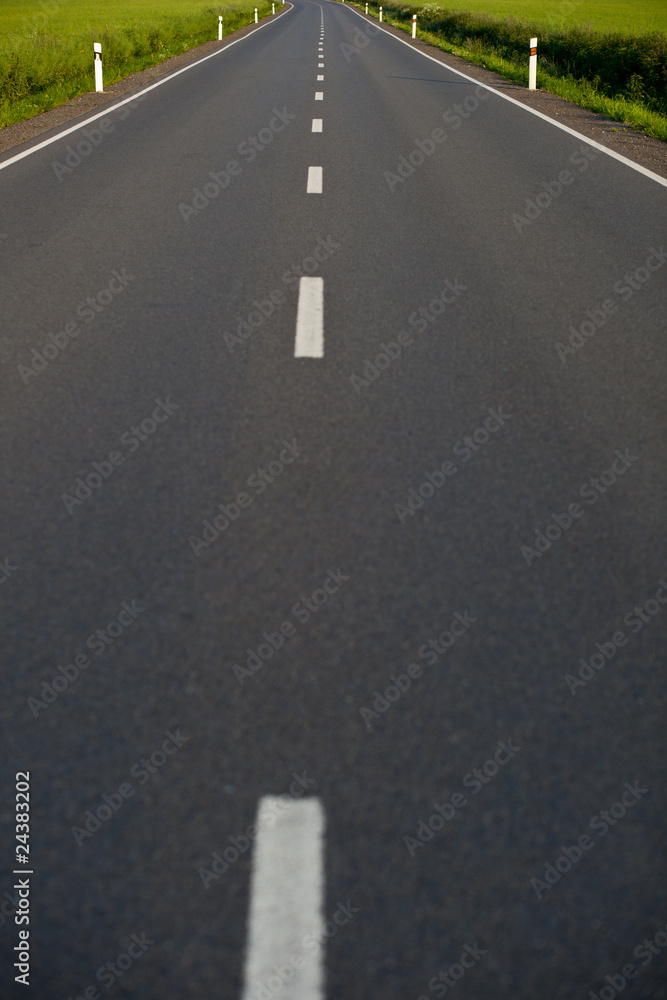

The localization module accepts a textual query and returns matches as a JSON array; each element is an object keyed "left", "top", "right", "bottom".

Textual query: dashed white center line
[
  {"left": 317, "top": 74, "right": 324, "bottom": 80},
  {"left": 294, "top": 277, "right": 324, "bottom": 358},
  {"left": 315, "top": 91, "right": 323, "bottom": 100},
  {"left": 312, "top": 118, "right": 323, "bottom": 132},
  {"left": 307, "top": 166, "right": 323, "bottom": 193},
  {"left": 318, "top": 62, "right": 324, "bottom": 67},
  {"left": 241, "top": 797, "right": 325, "bottom": 999}
]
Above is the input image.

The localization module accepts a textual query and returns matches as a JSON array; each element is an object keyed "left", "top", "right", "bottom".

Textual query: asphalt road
[{"left": 1, "top": 1, "right": 666, "bottom": 998}]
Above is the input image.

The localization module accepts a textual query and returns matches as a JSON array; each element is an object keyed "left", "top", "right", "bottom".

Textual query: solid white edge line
[
  {"left": 333, "top": 0, "right": 667, "bottom": 189},
  {"left": 307, "top": 165, "right": 323, "bottom": 193},
  {"left": 312, "top": 118, "right": 323, "bottom": 132},
  {"left": 0, "top": 3, "right": 296, "bottom": 173},
  {"left": 295, "top": 276, "right": 324, "bottom": 357},
  {"left": 241, "top": 797, "right": 325, "bottom": 1000}
]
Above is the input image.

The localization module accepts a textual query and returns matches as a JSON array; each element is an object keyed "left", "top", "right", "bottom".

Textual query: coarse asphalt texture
[{"left": 1, "top": 1, "right": 666, "bottom": 998}]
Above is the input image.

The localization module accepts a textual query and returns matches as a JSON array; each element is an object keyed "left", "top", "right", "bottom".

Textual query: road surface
[{"left": 1, "top": 1, "right": 666, "bottom": 997}]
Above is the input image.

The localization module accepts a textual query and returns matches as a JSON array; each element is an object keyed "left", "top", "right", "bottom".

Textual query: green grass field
[
  {"left": 0, "top": 0, "right": 239, "bottom": 41},
  {"left": 387, "top": 0, "right": 667, "bottom": 35},
  {"left": 0, "top": 0, "right": 272, "bottom": 128},
  {"left": 2, "top": 0, "right": 664, "bottom": 39}
]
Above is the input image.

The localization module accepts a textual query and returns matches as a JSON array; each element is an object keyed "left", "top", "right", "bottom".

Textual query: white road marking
[
  {"left": 295, "top": 277, "right": 324, "bottom": 358},
  {"left": 318, "top": 62, "right": 324, "bottom": 67},
  {"left": 0, "top": 2, "right": 297, "bottom": 173},
  {"left": 317, "top": 74, "right": 324, "bottom": 80},
  {"left": 341, "top": 3, "right": 667, "bottom": 188},
  {"left": 306, "top": 165, "right": 323, "bottom": 193},
  {"left": 312, "top": 119, "right": 323, "bottom": 132},
  {"left": 241, "top": 797, "right": 325, "bottom": 1000},
  {"left": 315, "top": 92, "right": 323, "bottom": 100}
]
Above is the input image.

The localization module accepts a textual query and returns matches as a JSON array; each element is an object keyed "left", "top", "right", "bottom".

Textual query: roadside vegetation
[
  {"left": 358, "top": 1, "right": 667, "bottom": 142},
  {"left": 371, "top": 0, "right": 667, "bottom": 36},
  {"left": 0, "top": 0, "right": 272, "bottom": 129}
]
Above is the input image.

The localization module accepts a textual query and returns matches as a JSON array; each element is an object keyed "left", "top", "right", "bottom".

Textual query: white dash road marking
[
  {"left": 318, "top": 62, "right": 324, "bottom": 67},
  {"left": 312, "top": 119, "right": 323, "bottom": 132},
  {"left": 241, "top": 797, "right": 325, "bottom": 1000},
  {"left": 294, "top": 277, "right": 324, "bottom": 358},
  {"left": 317, "top": 74, "right": 324, "bottom": 80},
  {"left": 315, "top": 92, "right": 323, "bottom": 100},
  {"left": 307, "top": 166, "right": 323, "bottom": 193}
]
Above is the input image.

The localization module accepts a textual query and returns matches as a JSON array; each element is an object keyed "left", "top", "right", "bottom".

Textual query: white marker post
[
  {"left": 218, "top": 15, "right": 223, "bottom": 39},
  {"left": 365, "top": 2, "right": 368, "bottom": 11},
  {"left": 412, "top": 13, "right": 416, "bottom": 37},
  {"left": 272, "top": 2, "right": 275, "bottom": 12},
  {"left": 93, "top": 42, "right": 103, "bottom": 93},
  {"left": 255, "top": 7, "right": 258, "bottom": 21},
  {"left": 379, "top": 6, "right": 383, "bottom": 20},
  {"left": 529, "top": 36, "right": 537, "bottom": 90}
]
